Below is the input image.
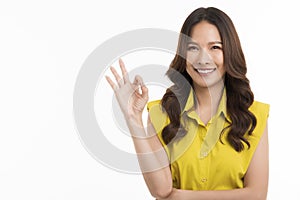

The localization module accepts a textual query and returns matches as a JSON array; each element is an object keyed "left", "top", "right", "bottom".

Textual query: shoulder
[
  {"left": 147, "top": 100, "right": 169, "bottom": 134},
  {"left": 147, "top": 100, "right": 165, "bottom": 117},
  {"left": 249, "top": 101, "right": 270, "bottom": 112},
  {"left": 249, "top": 100, "right": 270, "bottom": 120},
  {"left": 246, "top": 100, "right": 270, "bottom": 141},
  {"left": 147, "top": 100, "right": 161, "bottom": 111}
]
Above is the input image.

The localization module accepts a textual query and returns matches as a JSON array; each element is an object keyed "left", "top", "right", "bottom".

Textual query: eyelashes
[
  {"left": 187, "top": 45, "right": 199, "bottom": 51},
  {"left": 187, "top": 45, "right": 223, "bottom": 52},
  {"left": 211, "top": 45, "right": 222, "bottom": 50}
]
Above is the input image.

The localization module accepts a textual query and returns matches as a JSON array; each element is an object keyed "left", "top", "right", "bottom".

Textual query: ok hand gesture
[{"left": 105, "top": 59, "right": 149, "bottom": 122}]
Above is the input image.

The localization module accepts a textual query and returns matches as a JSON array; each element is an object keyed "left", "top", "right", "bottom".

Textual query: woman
[{"left": 106, "top": 7, "right": 269, "bottom": 200}]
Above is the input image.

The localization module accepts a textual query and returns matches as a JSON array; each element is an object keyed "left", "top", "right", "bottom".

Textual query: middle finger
[
  {"left": 110, "top": 66, "right": 124, "bottom": 87},
  {"left": 119, "top": 58, "right": 129, "bottom": 83}
]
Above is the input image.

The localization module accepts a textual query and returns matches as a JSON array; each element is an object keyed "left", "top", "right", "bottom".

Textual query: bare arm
[
  {"left": 129, "top": 116, "right": 172, "bottom": 198},
  {"left": 160, "top": 122, "right": 269, "bottom": 200},
  {"left": 106, "top": 59, "right": 172, "bottom": 198}
]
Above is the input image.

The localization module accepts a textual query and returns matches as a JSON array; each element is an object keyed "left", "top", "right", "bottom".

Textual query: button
[
  {"left": 201, "top": 178, "right": 207, "bottom": 182},
  {"left": 201, "top": 151, "right": 208, "bottom": 157}
]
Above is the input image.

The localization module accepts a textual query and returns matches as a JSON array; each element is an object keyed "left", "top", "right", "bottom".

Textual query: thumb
[
  {"left": 133, "top": 75, "right": 148, "bottom": 99},
  {"left": 133, "top": 75, "right": 141, "bottom": 91},
  {"left": 138, "top": 76, "right": 148, "bottom": 100}
]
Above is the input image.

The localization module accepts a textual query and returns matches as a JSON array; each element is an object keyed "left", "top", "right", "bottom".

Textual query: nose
[{"left": 197, "top": 49, "right": 212, "bottom": 66}]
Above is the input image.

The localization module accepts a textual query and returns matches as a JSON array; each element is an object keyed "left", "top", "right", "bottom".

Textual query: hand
[{"left": 105, "top": 59, "right": 149, "bottom": 121}]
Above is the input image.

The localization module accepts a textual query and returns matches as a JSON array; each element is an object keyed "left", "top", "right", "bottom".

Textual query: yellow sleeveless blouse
[{"left": 147, "top": 88, "right": 269, "bottom": 190}]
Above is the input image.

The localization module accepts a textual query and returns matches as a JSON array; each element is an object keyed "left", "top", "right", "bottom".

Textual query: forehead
[{"left": 190, "top": 21, "right": 221, "bottom": 43}]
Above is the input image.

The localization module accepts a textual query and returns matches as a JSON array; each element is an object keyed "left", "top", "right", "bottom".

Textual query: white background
[{"left": 1, "top": 0, "right": 299, "bottom": 199}]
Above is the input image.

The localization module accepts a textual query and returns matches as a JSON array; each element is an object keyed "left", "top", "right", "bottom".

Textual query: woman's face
[{"left": 186, "top": 21, "right": 225, "bottom": 89}]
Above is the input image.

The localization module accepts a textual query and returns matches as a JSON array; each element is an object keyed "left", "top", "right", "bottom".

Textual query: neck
[{"left": 193, "top": 81, "right": 224, "bottom": 123}]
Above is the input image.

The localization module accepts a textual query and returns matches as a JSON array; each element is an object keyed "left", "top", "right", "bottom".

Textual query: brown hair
[{"left": 161, "top": 7, "right": 257, "bottom": 152}]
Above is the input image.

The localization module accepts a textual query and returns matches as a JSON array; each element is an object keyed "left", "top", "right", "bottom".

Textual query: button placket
[{"left": 197, "top": 154, "right": 209, "bottom": 188}]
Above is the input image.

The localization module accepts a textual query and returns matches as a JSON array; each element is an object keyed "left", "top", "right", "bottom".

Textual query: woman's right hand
[{"left": 105, "top": 58, "right": 149, "bottom": 122}]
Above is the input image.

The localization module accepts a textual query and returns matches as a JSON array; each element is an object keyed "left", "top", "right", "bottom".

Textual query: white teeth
[{"left": 196, "top": 68, "right": 215, "bottom": 74}]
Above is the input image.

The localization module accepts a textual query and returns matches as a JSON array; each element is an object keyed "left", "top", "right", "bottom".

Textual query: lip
[{"left": 193, "top": 67, "right": 216, "bottom": 75}]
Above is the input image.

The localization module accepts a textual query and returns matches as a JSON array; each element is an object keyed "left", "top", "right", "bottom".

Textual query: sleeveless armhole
[
  {"left": 147, "top": 100, "right": 170, "bottom": 158},
  {"left": 242, "top": 101, "right": 270, "bottom": 170}
]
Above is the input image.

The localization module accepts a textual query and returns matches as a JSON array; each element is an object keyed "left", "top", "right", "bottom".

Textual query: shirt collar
[
  {"left": 182, "top": 88, "right": 195, "bottom": 113},
  {"left": 216, "top": 87, "right": 228, "bottom": 120},
  {"left": 182, "top": 87, "right": 229, "bottom": 121}
]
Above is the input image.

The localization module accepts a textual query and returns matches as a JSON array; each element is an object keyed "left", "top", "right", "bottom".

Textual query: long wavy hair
[{"left": 161, "top": 7, "right": 257, "bottom": 152}]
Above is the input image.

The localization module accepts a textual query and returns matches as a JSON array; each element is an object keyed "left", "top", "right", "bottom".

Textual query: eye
[
  {"left": 187, "top": 45, "right": 199, "bottom": 52},
  {"left": 211, "top": 45, "right": 222, "bottom": 50}
]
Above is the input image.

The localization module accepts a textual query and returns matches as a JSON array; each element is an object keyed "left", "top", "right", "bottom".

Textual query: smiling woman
[
  {"left": 186, "top": 22, "right": 224, "bottom": 86},
  {"left": 106, "top": 7, "right": 269, "bottom": 200}
]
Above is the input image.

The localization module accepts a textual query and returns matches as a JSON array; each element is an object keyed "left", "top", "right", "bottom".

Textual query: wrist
[
  {"left": 126, "top": 113, "right": 143, "bottom": 125},
  {"left": 125, "top": 114, "right": 146, "bottom": 137}
]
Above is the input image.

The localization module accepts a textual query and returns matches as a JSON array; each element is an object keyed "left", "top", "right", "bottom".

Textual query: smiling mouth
[{"left": 194, "top": 68, "right": 216, "bottom": 74}]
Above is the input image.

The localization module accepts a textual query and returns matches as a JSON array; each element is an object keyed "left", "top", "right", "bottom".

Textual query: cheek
[
  {"left": 186, "top": 52, "right": 199, "bottom": 64},
  {"left": 213, "top": 54, "right": 224, "bottom": 70},
  {"left": 185, "top": 62, "right": 193, "bottom": 75},
  {"left": 212, "top": 52, "right": 223, "bottom": 65}
]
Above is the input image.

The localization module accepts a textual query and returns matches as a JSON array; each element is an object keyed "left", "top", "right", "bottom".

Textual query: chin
[{"left": 193, "top": 79, "right": 224, "bottom": 89}]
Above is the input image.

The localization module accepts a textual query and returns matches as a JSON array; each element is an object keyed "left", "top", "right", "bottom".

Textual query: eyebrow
[{"left": 187, "top": 41, "right": 223, "bottom": 45}]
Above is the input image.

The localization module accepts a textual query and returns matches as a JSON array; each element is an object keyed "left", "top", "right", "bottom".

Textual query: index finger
[{"left": 105, "top": 75, "right": 118, "bottom": 91}]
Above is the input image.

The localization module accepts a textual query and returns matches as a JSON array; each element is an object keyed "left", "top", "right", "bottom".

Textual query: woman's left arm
[{"left": 160, "top": 121, "right": 269, "bottom": 200}]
